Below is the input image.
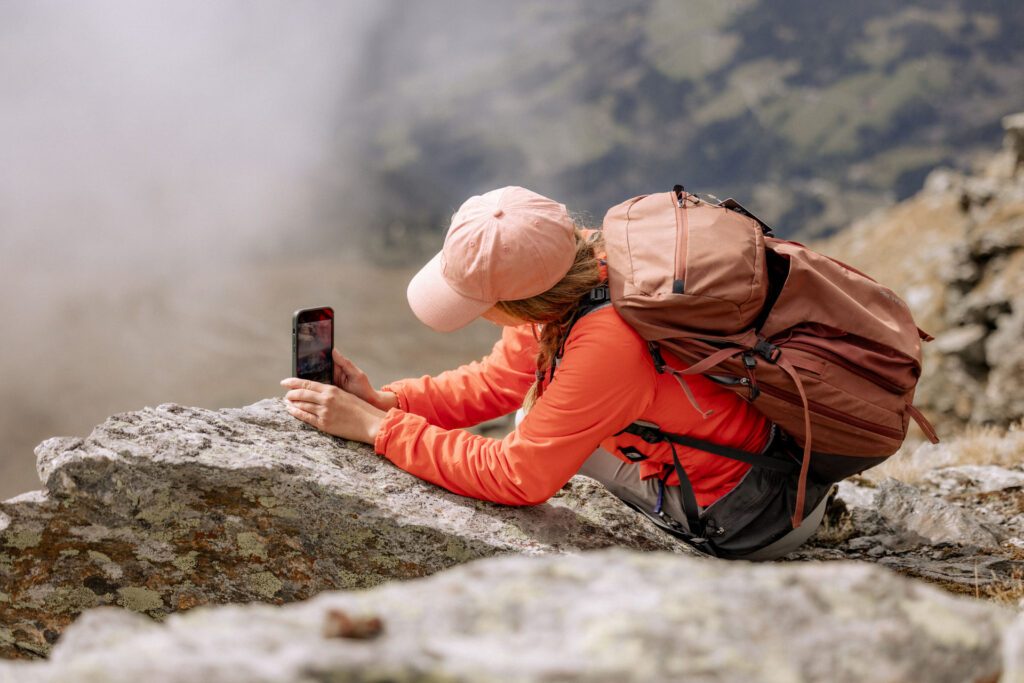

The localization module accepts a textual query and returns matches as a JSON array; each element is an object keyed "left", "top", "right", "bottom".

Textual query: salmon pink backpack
[{"left": 598, "top": 186, "right": 939, "bottom": 528}]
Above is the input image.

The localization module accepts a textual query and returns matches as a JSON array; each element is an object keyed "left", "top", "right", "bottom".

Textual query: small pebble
[{"left": 322, "top": 608, "right": 384, "bottom": 640}]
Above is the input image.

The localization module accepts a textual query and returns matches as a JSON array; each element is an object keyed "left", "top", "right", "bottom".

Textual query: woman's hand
[
  {"left": 332, "top": 349, "right": 398, "bottom": 411},
  {"left": 280, "top": 378, "right": 387, "bottom": 443}
]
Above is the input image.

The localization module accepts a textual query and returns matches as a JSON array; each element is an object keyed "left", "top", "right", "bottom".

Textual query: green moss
[
  {"left": 248, "top": 571, "right": 283, "bottom": 599},
  {"left": 117, "top": 587, "right": 165, "bottom": 613},
  {"left": 135, "top": 490, "right": 186, "bottom": 526},
  {"left": 270, "top": 506, "right": 301, "bottom": 519},
  {"left": 0, "top": 591, "right": 8, "bottom": 603},
  {"left": 59, "top": 549, "right": 80, "bottom": 557},
  {"left": 87, "top": 550, "right": 112, "bottom": 564},
  {"left": 16, "top": 639, "right": 50, "bottom": 657},
  {"left": 46, "top": 586, "right": 100, "bottom": 614},
  {"left": 173, "top": 551, "right": 199, "bottom": 574},
  {"left": 257, "top": 496, "right": 278, "bottom": 508},
  {"left": 5, "top": 529, "right": 42, "bottom": 549},
  {"left": 236, "top": 532, "right": 268, "bottom": 560},
  {"left": 445, "top": 537, "right": 482, "bottom": 563}
]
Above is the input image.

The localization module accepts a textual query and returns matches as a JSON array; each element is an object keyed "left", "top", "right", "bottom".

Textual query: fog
[
  {"left": 0, "top": 2, "right": 384, "bottom": 265},
  {"left": 0, "top": 1, "right": 503, "bottom": 498},
  {"left": 3, "top": 1, "right": 1020, "bottom": 499}
]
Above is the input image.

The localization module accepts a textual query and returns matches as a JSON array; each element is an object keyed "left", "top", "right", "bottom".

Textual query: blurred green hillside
[{"left": 326, "top": 0, "right": 1024, "bottom": 260}]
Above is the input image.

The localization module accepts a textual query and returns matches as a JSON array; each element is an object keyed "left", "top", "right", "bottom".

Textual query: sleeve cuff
[
  {"left": 379, "top": 383, "right": 410, "bottom": 412},
  {"left": 373, "top": 406, "right": 412, "bottom": 456}
]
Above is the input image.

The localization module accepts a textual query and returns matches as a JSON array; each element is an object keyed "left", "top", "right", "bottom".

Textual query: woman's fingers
[
  {"left": 332, "top": 349, "right": 368, "bottom": 378},
  {"left": 285, "top": 402, "right": 322, "bottom": 428},
  {"left": 284, "top": 389, "right": 323, "bottom": 405},
  {"left": 331, "top": 348, "right": 375, "bottom": 399},
  {"left": 332, "top": 349, "right": 355, "bottom": 374},
  {"left": 280, "top": 378, "right": 328, "bottom": 392},
  {"left": 286, "top": 399, "right": 323, "bottom": 415},
  {"left": 282, "top": 377, "right": 384, "bottom": 443}
]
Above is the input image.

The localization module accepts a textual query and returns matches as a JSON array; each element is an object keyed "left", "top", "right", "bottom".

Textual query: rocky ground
[
  {"left": 4, "top": 399, "right": 1024, "bottom": 680},
  {"left": 0, "top": 550, "right": 1014, "bottom": 683},
  {"left": 799, "top": 465, "right": 1024, "bottom": 605},
  {"left": 0, "top": 399, "right": 687, "bottom": 661}
]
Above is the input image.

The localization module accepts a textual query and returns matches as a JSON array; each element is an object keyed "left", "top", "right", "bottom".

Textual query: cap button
[{"left": 492, "top": 208, "right": 504, "bottom": 218}]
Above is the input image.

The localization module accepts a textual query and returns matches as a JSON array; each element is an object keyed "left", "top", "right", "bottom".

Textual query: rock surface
[
  {"left": 0, "top": 549, "right": 1012, "bottom": 683},
  {"left": 817, "top": 111, "right": 1024, "bottom": 430},
  {"left": 795, "top": 459, "right": 1024, "bottom": 600},
  {"left": 0, "top": 399, "right": 688, "bottom": 659}
]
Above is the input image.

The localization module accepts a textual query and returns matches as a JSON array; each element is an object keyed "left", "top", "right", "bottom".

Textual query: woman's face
[{"left": 480, "top": 306, "right": 523, "bottom": 327}]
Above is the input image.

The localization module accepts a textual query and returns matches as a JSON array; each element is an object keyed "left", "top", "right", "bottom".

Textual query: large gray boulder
[
  {"left": 0, "top": 399, "right": 687, "bottom": 659},
  {"left": 0, "top": 549, "right": 1011, "bottom": 683}
]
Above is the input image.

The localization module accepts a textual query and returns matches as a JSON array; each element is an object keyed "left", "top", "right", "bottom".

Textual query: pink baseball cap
[{"left": 407, "top": 186, "right": 577, "bottom": 332}]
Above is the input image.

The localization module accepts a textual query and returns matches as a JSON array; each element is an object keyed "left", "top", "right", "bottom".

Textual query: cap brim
[{"left": 407, "top": 251, "right": 493, "bottom": 332}]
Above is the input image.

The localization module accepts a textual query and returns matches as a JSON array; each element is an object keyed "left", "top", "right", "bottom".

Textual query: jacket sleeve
[
  {"left": 373, "top": 311, "right": 657, "bottom": 505},
  {"left": 379, "top": 323, "right": 538, "bottom": 429}
]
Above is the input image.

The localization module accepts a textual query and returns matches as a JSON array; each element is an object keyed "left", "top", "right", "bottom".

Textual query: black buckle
[
  {"left": 617, "top": 421, "right": 665, "bottom": 444},
  {"left": 754, "top": 340, "right": 781, "bottom": 363},
  {"left": 588, "top": 284, "right": 609, "bottom": 303},
  {"left": 743, "top": 352, "right": 756, "bottom": 370},
  {"left": 636, "top": 426, "right": 663, "bottom": 444}
]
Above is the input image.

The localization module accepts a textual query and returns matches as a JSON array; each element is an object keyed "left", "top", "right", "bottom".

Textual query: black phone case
[{"left": 292, "top": 306, "right": 335, "bottom": 385}]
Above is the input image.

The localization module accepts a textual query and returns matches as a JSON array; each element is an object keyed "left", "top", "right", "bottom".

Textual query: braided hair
[{"left": 494, "top": 227, "right": 605, "bottom": 412}]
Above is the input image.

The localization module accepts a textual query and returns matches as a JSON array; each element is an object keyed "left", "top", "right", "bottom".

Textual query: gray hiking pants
[{"left": 578, "top": 446, "right": 831, "bottom": 561}]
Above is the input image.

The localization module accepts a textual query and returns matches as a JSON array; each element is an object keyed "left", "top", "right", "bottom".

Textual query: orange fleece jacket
[{"left": 373, "top": 305, "right": 770, "bottom": 507}]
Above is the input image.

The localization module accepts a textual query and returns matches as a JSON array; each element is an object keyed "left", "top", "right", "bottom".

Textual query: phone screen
[{"left": 295, "top": 318, "right": 333, "bottom": 384}]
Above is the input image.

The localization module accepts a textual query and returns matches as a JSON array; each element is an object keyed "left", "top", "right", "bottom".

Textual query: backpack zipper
[
  {"left": 755, "top": 382, "right": 904, "bottom": 440},
  {"left": 672, "top": 194, "right": 688, "bottom": 294}
]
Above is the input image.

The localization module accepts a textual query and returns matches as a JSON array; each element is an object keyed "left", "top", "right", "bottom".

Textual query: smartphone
[
  {"left": 717, "top": 197, "right": 774, "bottom": 236},
  {"left": 292, "top": 306, "right": 335, "bottom": 385}
]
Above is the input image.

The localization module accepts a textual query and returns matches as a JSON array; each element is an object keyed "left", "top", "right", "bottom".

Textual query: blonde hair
[{"left": 495, "top": 228, "right": 605, "bottom": 411}]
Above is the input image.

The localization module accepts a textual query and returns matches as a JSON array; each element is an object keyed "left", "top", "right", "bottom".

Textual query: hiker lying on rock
[{"left": 281, "top": 186, "right": 837, "bottom": 560}]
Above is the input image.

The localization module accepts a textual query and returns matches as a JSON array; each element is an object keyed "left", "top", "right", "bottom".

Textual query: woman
[{"left": 280, "top": 186, "right": 832, "bottom": 560}]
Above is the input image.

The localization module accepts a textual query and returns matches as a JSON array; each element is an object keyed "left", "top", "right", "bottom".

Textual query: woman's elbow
[{"left": 495, "top": 483, "right": 559, "bottom": 507}]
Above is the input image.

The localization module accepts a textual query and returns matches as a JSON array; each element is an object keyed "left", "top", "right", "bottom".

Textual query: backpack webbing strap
[
  {"left": 651, "top": 342, "right": 819, "bottom": 528},
  {"left": 906, "top": 402, "right": 940, "bottom": 444},
  {"left": 613, "top": 421, "right": 708, "bottom": 544},
  {"left": 614, "top": 421, "right": 799, "bottom": 555},
  {"left": 667, "top": 440, "right": 710, "bottom": 548},
  {"left": 776, "top": 355, "right": 813, "bottom": 527},
  {"left": 616, "top": 423, "right": 797, "bottom": 474}
]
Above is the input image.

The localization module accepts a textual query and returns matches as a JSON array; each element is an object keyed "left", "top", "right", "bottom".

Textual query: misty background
[{"left": 2, "top": 0, "right": 1024, "bottom": 499}]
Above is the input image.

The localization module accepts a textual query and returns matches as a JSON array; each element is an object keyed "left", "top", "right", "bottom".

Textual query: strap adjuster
[
  {"left": 588, "top": 284, "right": 609, "bottom": 303},
  {"left": 754, "top": 339, "right": 781, "bottom": 363},
  {"left": 647, "top": 342, "right": 667, "bottom": 373},
  {"left": 634, "top": 426, "right": 663, "bottom": 444},
  {"left": 616, "top": 420, "right": 665, "bottom": 444}
]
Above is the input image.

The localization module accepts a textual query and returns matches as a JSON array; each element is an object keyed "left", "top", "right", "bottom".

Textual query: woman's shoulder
[{"left": 566, "top": 305, "right": 649, "bottom": 357}]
